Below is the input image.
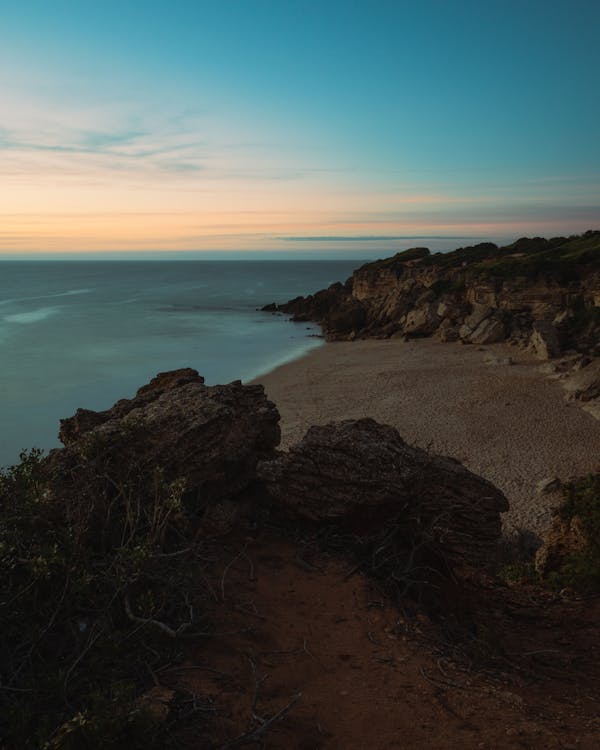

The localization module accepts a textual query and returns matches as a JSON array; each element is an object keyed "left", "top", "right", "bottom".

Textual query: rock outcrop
[
  {"left": 530, "top": 320, "right": 561, "bottom": 360},
  {"left": 258, "top": 418, "right": 508, "bottom": 570},
  {"left": 264, "top": 231, "right": 600, "bottom": 358},
  {"left": 48, "top": 371, "right": 509, "bottom": 576},
  {"left": 51, "top": 368, "right": 281, "bottom": 509}
]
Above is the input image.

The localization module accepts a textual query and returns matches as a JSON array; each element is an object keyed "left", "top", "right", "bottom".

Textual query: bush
[
  {"left": 0, "top": 448, "right": 206, "bottom": 748},
  {"left": 546, "top": 475, "right": 600, "bottom": 594}
]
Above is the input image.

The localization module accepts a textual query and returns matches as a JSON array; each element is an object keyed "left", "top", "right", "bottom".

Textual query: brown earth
[{"left": 162, "top": 527, "right": 600, "bottom": 750}]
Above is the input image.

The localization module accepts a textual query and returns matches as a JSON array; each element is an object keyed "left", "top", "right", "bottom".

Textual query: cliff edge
[{"left": 265, "top": 230, "right": 600, "bottom": 357}]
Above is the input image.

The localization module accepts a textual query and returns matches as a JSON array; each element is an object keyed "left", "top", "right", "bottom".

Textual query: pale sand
[{"left": 252, "top": 339, "right": 600, "bottom": 535}]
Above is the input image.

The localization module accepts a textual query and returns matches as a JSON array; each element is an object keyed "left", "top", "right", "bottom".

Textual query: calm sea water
[{"left": 0, "top": 260, "right": 359, "bottom": 467}]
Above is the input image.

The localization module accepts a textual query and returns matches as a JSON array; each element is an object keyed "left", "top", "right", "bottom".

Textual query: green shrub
[
  {"left": 0, "top": 448, "right": 206, "bottom": 748},
  {"left": 498, "top": 561, "right": 537, "bottom": 584},
  {"left": 546, "top": 475, "right": 600, "bottom": 594}
]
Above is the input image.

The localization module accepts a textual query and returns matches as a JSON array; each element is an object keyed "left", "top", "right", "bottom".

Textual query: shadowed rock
[
  {"left": 53, "top": 368, "right": 281, "bottom": 506},
  {"left": 257, "top": 418, "right": 508, "bottom": 569}
]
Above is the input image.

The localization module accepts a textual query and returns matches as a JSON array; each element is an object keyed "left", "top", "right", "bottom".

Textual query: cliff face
[{"left": 267, "top": 231, "right": 600, "bottom": 357}]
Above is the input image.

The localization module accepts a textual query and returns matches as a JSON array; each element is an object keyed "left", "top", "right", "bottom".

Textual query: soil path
[{"left": 165, "top": 530, "right": 600, "bottom": 749}]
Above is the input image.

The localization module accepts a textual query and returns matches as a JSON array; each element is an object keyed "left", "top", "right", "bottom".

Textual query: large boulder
[
  {"left": 530, "top": 320, "right": 561, "bottom": 359},
  {"left": 258, "top": 419, "right": 508, "bottom": 569},
  {"left": 561, "top": 358, "right": 600, "bottom": 402},
  {"left": 459, "top": 303, "right": 493, "bottom": 340},
  {"left": 403, "top": 304, "right": 441, "bottom": 336},
  {"left": 52, "top": 369, "right": 281, "bottom": 507},
  {"left": 468, "top": 315, "right": 506, "bottom": 345}
]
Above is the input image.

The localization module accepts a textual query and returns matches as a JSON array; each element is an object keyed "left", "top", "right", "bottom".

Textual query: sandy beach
[{"left": 253, "top": 338, "right": 600, "bottom": 535}]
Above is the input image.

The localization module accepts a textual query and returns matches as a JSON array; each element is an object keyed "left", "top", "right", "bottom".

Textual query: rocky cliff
[{"left": 266, "top": 230, "right": 600, "bottom": 357}]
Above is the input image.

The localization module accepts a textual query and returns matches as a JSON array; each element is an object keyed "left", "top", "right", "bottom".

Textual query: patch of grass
[
  {"left": 498, "top": 561, "right": 537, "bottom": 584},
  {"left": 355, "top": 246, "right": 431, "bottom": 274},
  {"left": 471, "top": 231, "right": 600, "bottom": 281},
  {"left": 557, "top": 474, "right": 600, "bottom": 536},
  {"left": 546, "top": 475, "right": 600, "bottom": 594}
]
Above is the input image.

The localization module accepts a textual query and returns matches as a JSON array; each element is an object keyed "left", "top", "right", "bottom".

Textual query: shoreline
[{"left": 252, "top": 337, "right": 600, "bottom": 535}]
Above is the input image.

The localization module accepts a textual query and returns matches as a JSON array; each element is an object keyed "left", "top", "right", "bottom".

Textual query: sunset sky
[{"left": 1, "top": 0, "right": 599, "bottom": 255}]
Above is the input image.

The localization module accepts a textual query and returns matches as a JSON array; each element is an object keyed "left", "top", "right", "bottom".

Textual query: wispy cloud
[{"left": 279, "top": 235, "right": 471, "bottom": 242}]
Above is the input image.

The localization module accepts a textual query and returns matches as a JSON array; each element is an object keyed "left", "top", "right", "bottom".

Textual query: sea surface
[{"left": 0, "top": 260, "right": 359, "bottom": 467}]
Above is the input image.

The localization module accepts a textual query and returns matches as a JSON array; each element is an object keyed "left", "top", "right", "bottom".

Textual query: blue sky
[{"left": 1, "top": 0, "right": 599, "bottom": 254}]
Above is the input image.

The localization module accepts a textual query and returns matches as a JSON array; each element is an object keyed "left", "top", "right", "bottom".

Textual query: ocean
[{"left": 0, "top": 260, "right": 359, "bottom": 468}]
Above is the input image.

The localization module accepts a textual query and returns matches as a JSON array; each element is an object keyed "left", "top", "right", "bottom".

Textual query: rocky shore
[{"left": 263, "top": 230, "right": 600, "bottom": 419}]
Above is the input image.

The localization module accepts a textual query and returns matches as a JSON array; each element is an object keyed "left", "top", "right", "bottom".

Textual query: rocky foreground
[{"left": 3, "top": 369, "right": 599, "bottom": 748}]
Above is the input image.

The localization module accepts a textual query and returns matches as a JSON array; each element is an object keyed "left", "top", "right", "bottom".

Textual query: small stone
[
  {"left": 484, "top": 355, "right": 513, "bottom": 366},
  {"left": 536, "top": 477, "right": 561, "bottom": 495}
]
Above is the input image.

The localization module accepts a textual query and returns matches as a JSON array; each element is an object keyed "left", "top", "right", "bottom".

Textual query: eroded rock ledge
[
  {"left": 263, "top": 230, "right": 600, "bottom": 415},
  {"left": 50, "top": 369, "right": 508, "bottom": 580},
  {"left": 265, "top": 232, "right": 600, "bottom": 353}
]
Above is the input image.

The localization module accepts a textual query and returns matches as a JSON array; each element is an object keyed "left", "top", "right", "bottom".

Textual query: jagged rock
[
  {"left": 582, "top": 398, "right": 600, "bottom": 420},
  {"left": 553, "top": 309, "right": 573, "bottom": 326},
  {"left": 436, "top": 300, "right": 462, "bottom": 320},
  {"left": 52, "top": 369, "right": 281, "bottom": 507},
  {"left": 484, "top": 354, "right": 513, "bottom": 366},
  {"left": 457, "top": 304, "right": 492, "bottom": 341},
  {"left": 258, "top": 418, "right": 508, "bottom": 569},
  {"left": 464, "top": 303, "right": 493, "bottom": 332},
  {"left": 535, "top": 515, "right": 587, "bottom": 577},
  {"left": 562, "top": 358, "right": 600, "bottom": 401},
  {"left": 469, "top": 315, "right": 506, "bottom": 345},
  {"left": 265, "top": 231, "right": 600, "bottom": 354},
  {"left": 530, "top": 320, "right": 561, "bottom": 359},
  {"left": 404, "top": 304, "right": 440, "bottom": 335},
  {"left": 536, "top": 477, "right": 561, "bottom": 495},
  {"left": 436, "top": 319, "right": 460, "bottom": 342},
  {"left": 59, "top": 368, "right": 206, "bottom": 445}
]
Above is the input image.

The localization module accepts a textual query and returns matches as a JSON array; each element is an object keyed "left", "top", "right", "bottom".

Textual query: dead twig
[
  {"left": 218, "top": 692, "right": 302, "bottom": 749},
  {"left": 220, "top": 543, "right": 249, "bottom": 601},
  {"left": 419, "top": 665, "right": 467, "bottom": 690}
]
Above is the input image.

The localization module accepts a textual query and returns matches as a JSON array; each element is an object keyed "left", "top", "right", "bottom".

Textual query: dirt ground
[{"left": 159, "top": 526, "right": 600, "bottom": 749}]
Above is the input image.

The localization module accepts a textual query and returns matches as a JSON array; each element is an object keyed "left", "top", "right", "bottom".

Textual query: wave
[
  {"left": 0, "top": 288, "right": 92, "bottom": 306},
  {"left": 4, "top": 307, "right": 60, "bottom": 324},
  {"left": 54, "top": 288, "right": 93, "bottom": 297}
]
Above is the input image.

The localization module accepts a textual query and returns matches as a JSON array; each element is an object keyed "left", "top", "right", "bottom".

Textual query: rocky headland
[{"left": 264, "top": 230, "right": 600, "bottom": 419}]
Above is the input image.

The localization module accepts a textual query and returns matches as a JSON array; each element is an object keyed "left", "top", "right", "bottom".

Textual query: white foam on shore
[
  {"left": 4, "top": 307, "right": 59, "bottom": 324},
  {"left": 243, "top": 331, "right": 324, "bottom": 383}
]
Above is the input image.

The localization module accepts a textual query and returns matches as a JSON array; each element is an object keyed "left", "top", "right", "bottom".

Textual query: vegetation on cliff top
[{"left": 360, "top": 230, "right": 600, "bottom": 280}]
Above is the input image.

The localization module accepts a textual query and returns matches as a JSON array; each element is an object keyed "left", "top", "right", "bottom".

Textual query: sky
[{"left": 1, "top": 0, "right": 599, "bottom": 256}]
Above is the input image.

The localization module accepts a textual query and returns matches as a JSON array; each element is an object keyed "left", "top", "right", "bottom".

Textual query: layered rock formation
[
  {"left": 49, "top": 370, "right": 508, "bottom": 577},
  {"left": 258, "top": 418, "right": 508, "bottom": 570},
  {"left": 265, "top": 231, "right": 600, "bottom": 357},
  {"left": 51, "top": 369, "right": 281, "bottom": 513}
]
